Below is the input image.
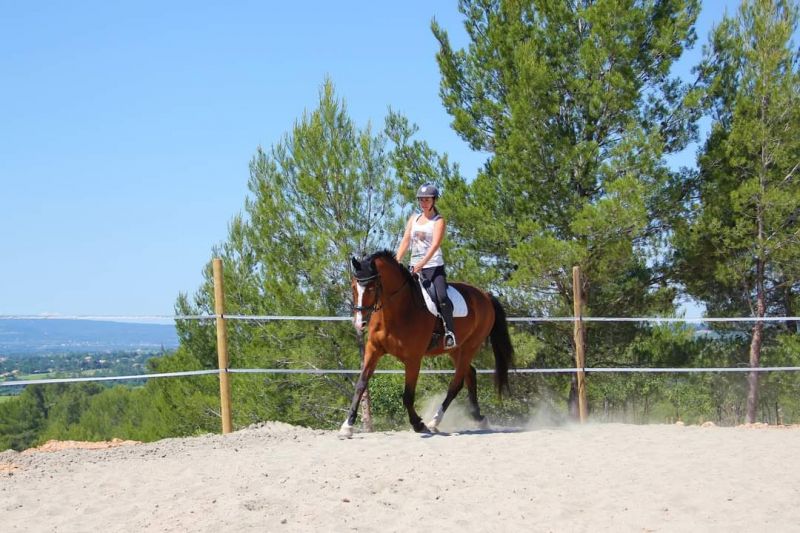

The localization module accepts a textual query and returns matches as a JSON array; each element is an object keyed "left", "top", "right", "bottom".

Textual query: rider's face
[{"left": 418, "top": 197, "right": 434, "bottom": 208}]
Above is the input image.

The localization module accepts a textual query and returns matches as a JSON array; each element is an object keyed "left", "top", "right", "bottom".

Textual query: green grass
[
  {"left": 13, "top": 370, "right": 107, "bottom": 381},
  {"left": 0, "top": 395, "right": 17, "bottom": 403},
  {"left": 15, "top": 373, "right": 60, "bottom": 381}
]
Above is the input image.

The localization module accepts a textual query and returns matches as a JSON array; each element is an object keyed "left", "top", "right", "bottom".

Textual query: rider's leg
[
  {"left": 440, "top": 299, "right": 456, "bottom": 347},
  {"left": 431, "top": 267, "right": 456, "bottom": 347}
]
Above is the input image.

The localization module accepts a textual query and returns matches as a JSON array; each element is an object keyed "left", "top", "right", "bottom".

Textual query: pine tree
[
  {"left": 674, "top": 0, "right": 800, "bottom": 423},
  {"left": 161, "top": 80, "right": 405, "bottom": 431},
  {"left": 432, "top": 0, "right": 701, "bottom": 414}
]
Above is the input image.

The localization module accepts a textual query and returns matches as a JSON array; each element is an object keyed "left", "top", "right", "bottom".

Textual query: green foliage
[
  {"left": 675, "top": 0, "right": 800, "bottom": 319},
  {"left": 164, "top": 79, "right": 409, "bottom": 432},
  {"left": 673, "top": 0, "right": 800, "bottom": 420},
  {"left": 143, "top": 347, "right": 226, "bottom": 436},
  {"left": 432, "top": 0, "right": 700, "bottom": 304},
  {"left": 0, "top": 387, "right": 47, "bottom": 450},
  {"left": 366, "top": 374, "right": 409, "bottom": 430},
  {"left": 38, "top": 383, "right": 105, "bottom": 440}
]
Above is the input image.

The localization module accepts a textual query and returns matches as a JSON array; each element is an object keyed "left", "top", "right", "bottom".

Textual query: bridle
[
  {"left": 352, "top": 269, "right": 411, "bottom": 322},
  {"left": 353, "top": 273, "right": 383, "bottom": 317}
]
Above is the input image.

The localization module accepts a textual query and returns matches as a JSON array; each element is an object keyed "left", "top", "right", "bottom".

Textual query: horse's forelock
[{"left": 353, "top": 256, "right": 377, "bottom": 281}]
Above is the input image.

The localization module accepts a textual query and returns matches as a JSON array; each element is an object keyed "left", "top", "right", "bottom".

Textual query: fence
[{"left": 2, "top": 261, "right": 799, "bottom": 431}]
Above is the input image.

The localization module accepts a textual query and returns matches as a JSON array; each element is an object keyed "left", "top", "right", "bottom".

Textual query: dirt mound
[
  {"left": 21, "top": 437, "right": 142, "bottom": 454},
  {"left": 735, "top": 422, "right": 800, "bottom": 430}
]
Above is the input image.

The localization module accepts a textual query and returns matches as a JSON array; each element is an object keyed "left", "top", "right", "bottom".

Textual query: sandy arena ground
[{"left": 2, "top": 421, "right": 799, "bottom": 532}]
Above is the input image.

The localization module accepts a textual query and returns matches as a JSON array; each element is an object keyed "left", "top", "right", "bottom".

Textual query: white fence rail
[
  {"left": 2, "top": 313, "right": 799, "bottom": 388},
  {"left": 4, "top": 314, "right": 800, "bottom": 322},
  {"left": 4, "top": 365, "right": 800, "bottom": 388}
]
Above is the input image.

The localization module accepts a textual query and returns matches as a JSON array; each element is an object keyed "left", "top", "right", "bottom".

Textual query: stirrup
[{"left": 444, "top": 332, "right": 457, "bottom": 349}]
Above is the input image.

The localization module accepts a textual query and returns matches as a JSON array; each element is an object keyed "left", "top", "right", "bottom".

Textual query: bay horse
[{"left": 340, "top": 250, "right": 514, "bottom": 437}]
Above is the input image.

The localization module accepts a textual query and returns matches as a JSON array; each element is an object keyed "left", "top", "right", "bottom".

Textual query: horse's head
[
  {"left": 350, "top": 255, "right": 381, "bottom": 332},
  {"left": 350, "top": 250, "right": 414, "bottom": 332}
]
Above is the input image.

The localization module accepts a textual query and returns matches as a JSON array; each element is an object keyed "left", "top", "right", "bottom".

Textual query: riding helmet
[{"left": 416, "top": 183, "right": 439, "bottom": 199}]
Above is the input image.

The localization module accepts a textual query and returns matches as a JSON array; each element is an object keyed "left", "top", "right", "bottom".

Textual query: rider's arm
[
  {"left": 412, "top": 218, "right": 445, "bottom": 273},
  {"left": 395, "top": 216, "right": 413, "bottom": 261}
]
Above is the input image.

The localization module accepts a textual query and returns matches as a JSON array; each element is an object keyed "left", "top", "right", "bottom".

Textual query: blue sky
[{"left": 1, "top": 1, "right": 740, "bottom": 317}]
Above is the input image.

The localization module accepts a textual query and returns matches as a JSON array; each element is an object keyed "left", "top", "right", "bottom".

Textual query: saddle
[
  {"left": 415, "top": 277, "right": 467, "bottom": 351},
  {"left": 417, "top": 279, "right": 468, "bottom": 317}
]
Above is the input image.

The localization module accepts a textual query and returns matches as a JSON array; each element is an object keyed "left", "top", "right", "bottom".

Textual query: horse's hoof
[
  {"left": 427, "top": 418, "right": 441, "bottom": 432},
  {"left": 477, "top": 417, "right": 490, "bottom": 430},
  {"left": 412, "top": 421, "right": 430, "bottom": 433},
  {"left": 339, "top": 423, "right": 354, "bottom": 439}
]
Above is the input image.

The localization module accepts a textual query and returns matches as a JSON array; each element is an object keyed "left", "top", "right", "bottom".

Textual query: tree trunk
[
  {"left": 784, "top": 282, "right": 798, "bottom": 333},
  {"left": 746, "top": 260, "right": 766, "bottom": 423},
  {"left": 568, "top": 376, "right": 579, "bottom": 420},
  {"left": 746, "top": 318, "right": 764, "bottom": 423},
  {"left": 747, "top": 122, "right": 769, "bottom": 425}
]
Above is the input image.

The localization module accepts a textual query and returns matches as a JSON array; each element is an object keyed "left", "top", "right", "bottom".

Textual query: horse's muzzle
[{"left": 353, "top": 316, "right": 367, "bottom": 332}]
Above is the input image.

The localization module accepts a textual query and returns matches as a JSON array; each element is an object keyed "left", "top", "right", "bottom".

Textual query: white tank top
[{"left": 410, "top": 214, "right": 444, "bottom": 268}]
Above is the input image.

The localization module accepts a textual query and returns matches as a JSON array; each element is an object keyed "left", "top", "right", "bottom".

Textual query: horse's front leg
[
  {"left": 403, "top": 357, "right": 428, "bottom": 433},
  {"left": 339, "top": 370, "right": 369, "bottom": 438},
  {"left": 339, "top": 345, "right": 381, "bottom": 439}
]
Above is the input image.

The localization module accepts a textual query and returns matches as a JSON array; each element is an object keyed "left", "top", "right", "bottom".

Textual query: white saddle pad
[{"left": 418, "top": 280, "right": 468, "bottom": 318}]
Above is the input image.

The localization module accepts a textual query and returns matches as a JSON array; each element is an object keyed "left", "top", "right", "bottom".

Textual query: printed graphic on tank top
[{"left": 410, "top": 214, "right": 444, "bottom": 268}]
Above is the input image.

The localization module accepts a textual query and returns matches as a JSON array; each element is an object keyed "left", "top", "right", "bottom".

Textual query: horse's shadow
[{"left": 420, "top": 426, "right": 529, "bottom": 438}]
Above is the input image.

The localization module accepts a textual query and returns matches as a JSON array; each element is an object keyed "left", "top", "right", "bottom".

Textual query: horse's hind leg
[
  {"left": 465, "top": 365, "right": 489, "bottom": 429},
  {"left": 427, "top": 358, "right": 468, "bottom": 431}
]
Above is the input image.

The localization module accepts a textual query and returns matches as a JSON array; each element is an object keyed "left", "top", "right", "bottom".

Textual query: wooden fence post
[
  {"left": 213, "top": 258, "right": 233, "bottom": 434},
  {"left": 572, "top": 265, "right": 588, "bottom": 422}
]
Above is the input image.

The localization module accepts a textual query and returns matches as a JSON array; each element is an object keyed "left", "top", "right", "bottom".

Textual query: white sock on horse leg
[
  {"left": 428, "top": 405, "right": 445, "bottom": 429},
  {"left": 339, "top": 420, "right": 354, "bottom": 438}
]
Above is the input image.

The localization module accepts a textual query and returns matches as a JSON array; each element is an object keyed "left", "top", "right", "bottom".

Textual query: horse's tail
[{"left": 489, "top": 294, "right": 514, "bottom": 396}]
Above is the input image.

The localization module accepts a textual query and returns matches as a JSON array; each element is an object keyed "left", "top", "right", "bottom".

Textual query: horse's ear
[{"left": 351, "top": 257, "right": 360, "bottom": 272}]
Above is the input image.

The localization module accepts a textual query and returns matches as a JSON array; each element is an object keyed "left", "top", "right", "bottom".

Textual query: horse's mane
[
  {"left": 366, "top": 249, "right": 425, "bottom": 309},
  {"left": 368, "top": 249, "right": 415, "bottom": 285}
]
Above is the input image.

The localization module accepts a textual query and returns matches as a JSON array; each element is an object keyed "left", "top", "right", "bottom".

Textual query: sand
[{"left": 2, "top": 421, "right": 799, "bottom": 532}]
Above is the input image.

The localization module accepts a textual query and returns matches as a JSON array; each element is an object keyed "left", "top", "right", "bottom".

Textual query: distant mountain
[{"left": 0, "top": 319, "right": 179, "bottom": 355}]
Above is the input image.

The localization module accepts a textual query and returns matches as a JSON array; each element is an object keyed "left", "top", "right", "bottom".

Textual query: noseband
[{"left": 353, "top": 273, "right": 383, "bottom": 317}]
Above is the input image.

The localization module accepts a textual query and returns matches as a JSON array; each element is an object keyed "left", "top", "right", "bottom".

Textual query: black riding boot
[{"left": 440, "top": 299, "right": 457, "bottom": 348}]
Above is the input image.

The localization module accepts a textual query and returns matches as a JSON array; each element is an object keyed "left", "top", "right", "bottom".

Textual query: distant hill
[{"left": 0, "top": 319, "right": 179, "bottom": 355}]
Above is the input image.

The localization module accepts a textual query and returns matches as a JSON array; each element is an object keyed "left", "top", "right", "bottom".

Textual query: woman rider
[{"left": 395, "top": 183, "right": 457, "bottom": 349}]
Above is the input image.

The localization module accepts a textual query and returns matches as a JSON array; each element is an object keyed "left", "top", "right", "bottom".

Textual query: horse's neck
[{"left": 376, "top": 264, "right": 418, "bottom": 319}]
